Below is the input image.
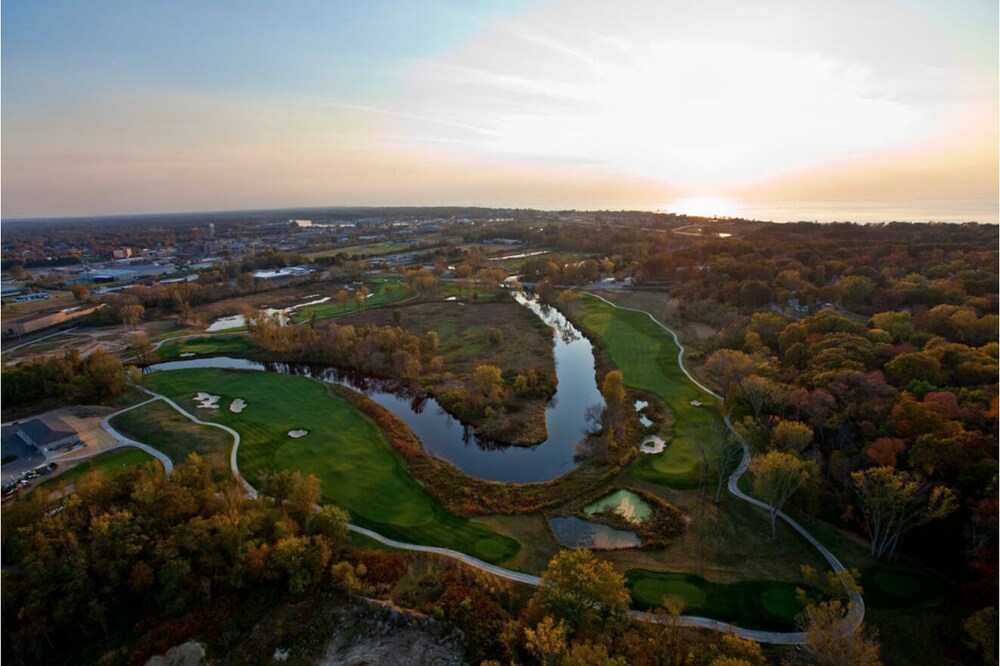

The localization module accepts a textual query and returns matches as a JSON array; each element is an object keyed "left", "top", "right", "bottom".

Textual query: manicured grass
[
  {"left": 110, "top": 400, "right": 233, "bottom": 471},
  {"left": 141, "top": 368, "right": 519, "bottom": 564},
  {"left": 34, "top": 448, "right": 159, "bottom": 495},
  {"left": 288, "top": 277, "right": 409, "bottom": 322},
  {"left": 156, "top": 335, "right": 255, "bottom": 360},
  {"left": 573, "top": 295, "right": 723, "bottom": 487},
  {"left": 306, "top": 241, "right": 417, "bottom": 259},
  {"left": 627, "top": 569, "right": 814, "bottom": 631},
  {"left": 860, "top": 562, "right": 943, "bottom": 609}
]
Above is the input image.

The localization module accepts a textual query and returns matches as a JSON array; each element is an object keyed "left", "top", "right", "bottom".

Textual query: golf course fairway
[
  {"left": 142, "top": 367, "right": 519, "bottom": 564},
  {"left": 575, "top": 294, "right": 723, "bottom": 487}
]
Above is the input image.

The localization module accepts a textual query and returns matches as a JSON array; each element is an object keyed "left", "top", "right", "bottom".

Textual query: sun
[{"left": 663, "top": 197, "right": 741, "bottom": 219}]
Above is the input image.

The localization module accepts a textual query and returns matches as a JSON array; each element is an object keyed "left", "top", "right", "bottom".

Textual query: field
[
  {"left": 288, "top": 277, "right": 410, "bottom": 322},
  {"left": 572, "top": 294, "right": 724, "bottom": 487},
  {"left": 141, "top": 368, "right": 519, "bottom": 564},
  {"left": 627, "top": 569, "right": 813, "bottom": 631},
  {"left": 33, "top": 448, "right": 159, "bottom": 496},
  {"left": 155, "top": 335, "right": 255, "bottom": 360},
  {"left": 305, "top": 241, "right": 419, "bottom": 259},
  {"left": 109, "top": 400, "right": 233, "bottom": 471}
]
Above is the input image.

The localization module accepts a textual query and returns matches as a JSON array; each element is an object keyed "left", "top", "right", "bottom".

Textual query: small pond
[
  {"left": 549, "top": 516, "right": 642, "bottom": 549},
  {"left": 583, "top": 489, "right": 653, "bottom": 524}
]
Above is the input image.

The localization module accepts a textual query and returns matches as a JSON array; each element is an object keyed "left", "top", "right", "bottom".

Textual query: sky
[{"left": 2, "top": 0, "right": 997, "bottom": 220}]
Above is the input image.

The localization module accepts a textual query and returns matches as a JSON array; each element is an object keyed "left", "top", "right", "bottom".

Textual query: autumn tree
[
  {"left": 119, "top": 303, "right": 145, "bottom": 331},
  {"left": 851, "top": 466, "right": 957, "bottom": 560},
  {"left": 770, "top": 420, "right": 814, "bottom": 453},
  {"left": 71, "top": 284, "right": 90, "bottom": 301},
  {"left": 472, "top": 364, "right": 504, "bottom": 405},
  {"left": 748, "top": 451, "right": 813, "bottom": 540},
  {"left": 704, "top": 349, "right": 755, "bottom": 404},
  {"left": 531, "top": 549, "right": 631, "bottom": 628},
  {"left": 523, "top": 616, "right": 567, "bottom": 666},
  {"left": 799, "top": 600, "right": 883, "bottom": 666}
]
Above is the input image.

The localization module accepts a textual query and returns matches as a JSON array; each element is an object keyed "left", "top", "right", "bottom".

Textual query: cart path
[
  {"left": 582, "top": 290, "right": 864, "bottom": 637},
  {"left": 119, "top": 292, "right": 866, "bottom": 644}
]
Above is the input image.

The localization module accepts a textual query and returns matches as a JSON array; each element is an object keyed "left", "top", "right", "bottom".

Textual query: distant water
[{"left": 553, "top": 198, "right": 999, "bottom": 224}]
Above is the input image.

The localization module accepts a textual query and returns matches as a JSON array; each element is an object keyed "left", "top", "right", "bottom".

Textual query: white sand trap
[
  {"left": 287, "top": 429, "right": 308, "bottom": 438},
  {"left": 230, "top": 398, "right": 247, "bottom": 413},
  {"left": 179, "top": 352, "right": 196, "bottom": 358},
  {"left": 194, "top": 392, "right": 221, "bottom": 409},
  {"left": 639, "top": 415, "right": 653, "bottom": 428},
  {"left": 634, "top": 400, "right": 649, "bottom": 412},
  {"left": 689, "top": 399, "right": 703, "bottom": 407},
  {"left": 640, "top": 436, "right": 666, "bottom": 454}
]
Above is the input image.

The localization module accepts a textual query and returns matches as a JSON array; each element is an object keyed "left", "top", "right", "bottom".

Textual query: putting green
[
  {"left": 575, "top": 295, "right": 723, "bottom": 487},
  {"left": 627, "top": 569, "right": 813, "bottom": 631},
  {"left": 157, "top": 336, "right": 254, "bottom": 360},
  {"left": 142, "top": 368, "right": 519, "bottom": 563}
]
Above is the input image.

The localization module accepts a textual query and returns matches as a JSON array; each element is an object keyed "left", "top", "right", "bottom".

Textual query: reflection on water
[
  {"left": 147, "top": 293, "right": 604, "bottom": 483},
  {"left": 549, "top": 516, "right": 642, "bottom": 549}
]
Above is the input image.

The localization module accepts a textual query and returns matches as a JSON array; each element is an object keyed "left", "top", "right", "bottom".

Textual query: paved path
[
  {"left": 53, "top": 396, "right": 177, "bottom": 475},
  {"left": 582, "top": 290, "right": 865, "bottom": 639},
  {"left": 118, "top": 293, "right": 865, "bottom": 644}
]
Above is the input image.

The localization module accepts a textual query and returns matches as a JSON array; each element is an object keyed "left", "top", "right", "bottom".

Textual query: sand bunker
[
  {"left": 287, "top": 429, "right": 308, "bottom": 438},
  {"left": 640, "top": 436, "right": 666, "bottom": 454},
  {"left": 689, "top": 399, "right": 703, "bottom": 407},
  {"left": 179, "top": 352, "right": 196, "bottom": 358},
  {"left": 639, "top": 415, "right": 654, "bottom": 428},
  {"left": 194, "top": 392, "right": 221, "bottom": 409},
  {"left": 230, "top": 398, "right": 247, "bottom": 413}
]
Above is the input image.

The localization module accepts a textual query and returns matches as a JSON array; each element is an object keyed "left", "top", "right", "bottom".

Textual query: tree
[
  {"left": 128, "top": 332, "right": 153, "bottom": 364},
  {"left": 472, "top": 364, "right": 504, "bottom": 405},
  {"left": 71, "top": 284, "right": 90, "bottom": 301},
  {"left": 799, "top": 600, "right": 883, "bottom": 666},
  {"left": 770, "top": 420, "right": 813, "bottom": 453},
  {"left": 715, "top": 435, "right": 744, "bottom": 504},
  {"left": 531, "top": 549, "right": 630, "bottom": 627},
  {"left": 851, "top": 467, "right": 957, "bottom": 560},
  {"left": 748, "top": 451, "right": 813, "bottom": 540},
  {"left": 962, "top": 607, "right": 998, "bottom": 666},
  {"left": 119, "top": 303, "right": 145, "bottom": 331},
  {"left": 354, "top": 286, "right": 371, "bottom": 311},
  {"left": 523, "top": 616, "right": 567, "bottom": 666},
  {"left": 704, "top": 349, "right": 755, "bottom": 404},
  {"left": 601, "top": 370, "right": 626, "bottom": 406}
]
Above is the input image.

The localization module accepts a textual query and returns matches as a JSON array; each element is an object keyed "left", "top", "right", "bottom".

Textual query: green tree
[{"left": 748, "top": 451, "right": 813, "bottom": 540}]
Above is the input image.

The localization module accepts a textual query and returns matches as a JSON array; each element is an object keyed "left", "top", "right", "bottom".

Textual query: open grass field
[
  {"left": 305, "top": 241, "right": 418, "bottom": 259},
  {"left": 572, "top": 294, "right": 724, "bottom": 487},
  {"left": 141, "top": 367, "right": 519, "bottom": 564},
  {"left": 288, "top": 277, "right": 409, "bottom": 322},
  {"left": 626, "top": 569, "right": 814, "bottom": 631},
  {"left": 34, "top": 448, "right": 159, "bottom": 496},
  {"left": 109, "top": 400, "right": 233, "bottom": 471},
  {"left": 156, "top": 335, "right": 255, "bottom": 360}
]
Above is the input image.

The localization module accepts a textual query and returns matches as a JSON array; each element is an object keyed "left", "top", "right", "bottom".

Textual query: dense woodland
[{"left": 2, "top": 216, "right": 997, "bottom": 663}]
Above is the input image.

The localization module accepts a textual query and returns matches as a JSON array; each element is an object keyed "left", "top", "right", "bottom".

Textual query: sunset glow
[{"left": 2, "top": 0, "right": 996, "bottom": 219}]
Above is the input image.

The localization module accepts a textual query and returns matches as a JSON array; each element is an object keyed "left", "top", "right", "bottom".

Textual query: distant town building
[
  {"left": 207, "top": 223, "right": 216, "bottom": 237},
  {"left": 112, "top": 247, "right": 133, "bottom": 259},
  {"left": 2, "top": 418, "right": 80, "bottom": 453},
  {"left": 12, "top": 292, "right": 51, "bottom": 303}
]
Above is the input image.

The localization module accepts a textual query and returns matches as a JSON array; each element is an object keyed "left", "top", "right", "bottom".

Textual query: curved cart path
[
  {"left": 128, "top": 293, "right": 865, "bottom": 644},
  {"left": 582, "top": 291, "right": 864, "bottom": 639}
]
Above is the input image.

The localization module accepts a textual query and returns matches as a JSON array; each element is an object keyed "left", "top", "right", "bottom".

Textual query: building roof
[{"left": 15, "top": 418, "right": 77, "bottom": 447}]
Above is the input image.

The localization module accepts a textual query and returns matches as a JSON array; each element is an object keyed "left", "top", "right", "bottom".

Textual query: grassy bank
[
  {"left": 109, "top": 400, "right": 233, "bottom": 473},
  {"left": 141, "top": 367, "right": 519, "bottom": 564},
  {"left": 571, "top": 294, "right": 724, "bottom": 487},
  {"left": 34, "top": 448, "right": 159, "bottom": 496},
  {"left": 156, "top": 335, "right": 255, "bottom": 360}
]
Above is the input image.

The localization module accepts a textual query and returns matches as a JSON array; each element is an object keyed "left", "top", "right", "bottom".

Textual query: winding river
[{"left": 149, "top": 294, "right": 604, "bottom": 483}]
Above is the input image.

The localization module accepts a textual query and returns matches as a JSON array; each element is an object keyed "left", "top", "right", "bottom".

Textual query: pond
[
  {"left": 149, "top": 293, "right": 605, "bottom": 484},
  {"left": 549, "top": 516, "right": 642, "bottom": 549},
  {"left": 583, "top": 489, "right": 653, "bottom": 524}
]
